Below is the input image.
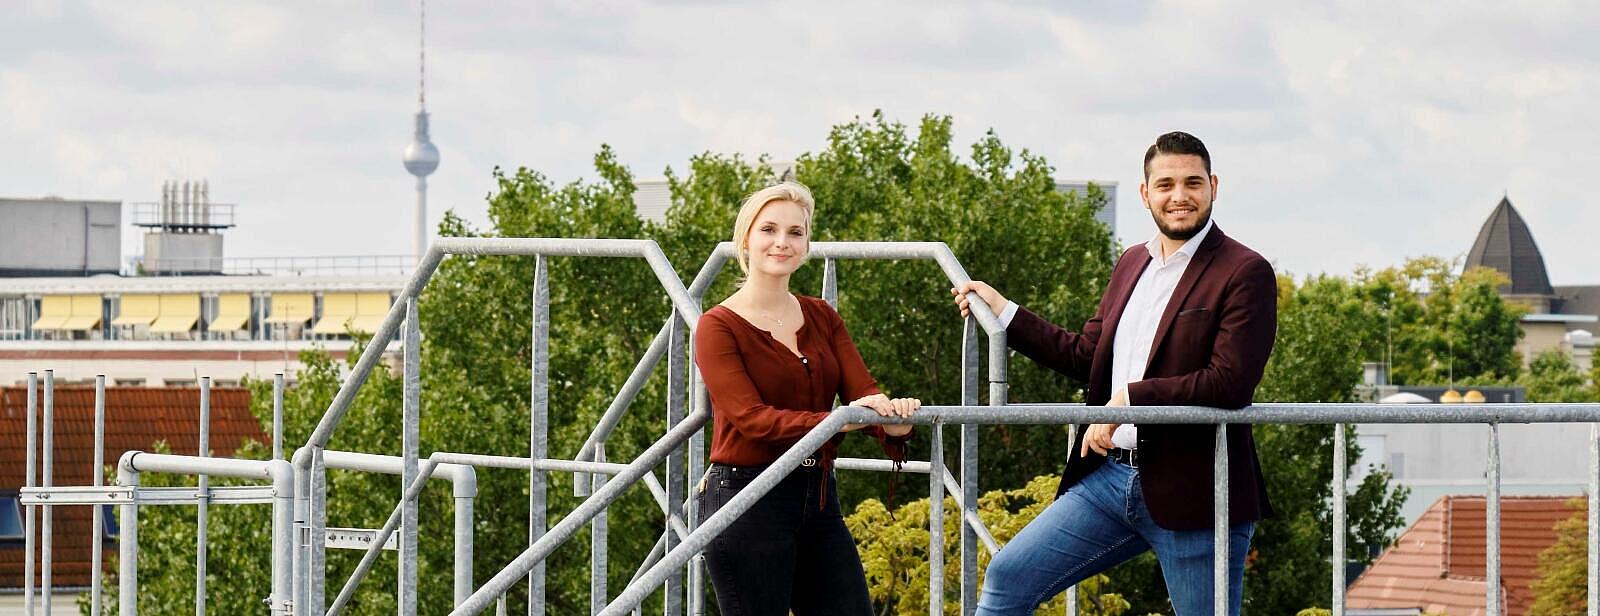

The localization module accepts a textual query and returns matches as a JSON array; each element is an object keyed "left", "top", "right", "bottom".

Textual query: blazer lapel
[{"left": 1145, "top": 226, "right": 1226, "bottom": 366}]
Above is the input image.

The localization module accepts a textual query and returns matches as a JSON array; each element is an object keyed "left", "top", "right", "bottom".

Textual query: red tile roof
[
  {"left": 1346, "top": 494, "right": 1579, "bottom": 616},
  {"left": 0, "top": 385, "right": 264, "bottom": 590}
]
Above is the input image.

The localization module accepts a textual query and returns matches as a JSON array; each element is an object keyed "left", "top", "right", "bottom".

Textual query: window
[
  {"left": 100, "top": 504, "right": 119, "bottom": 538},
  {"left": 0, "top": 496, "right": 22, "bottom": 540}
]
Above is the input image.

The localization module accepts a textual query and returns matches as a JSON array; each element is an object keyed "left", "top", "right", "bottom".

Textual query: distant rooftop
[
  {"left": 1465, "top": 197, "right": 1553, "bottom": 297},
  {"left": 1346, "top": 494, "right": 1577, "bottom": 616}
]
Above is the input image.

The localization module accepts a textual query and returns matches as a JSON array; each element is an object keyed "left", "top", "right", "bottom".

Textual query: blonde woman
[{"left": 694, "top": 181, "right": 920, "bottom": 615}]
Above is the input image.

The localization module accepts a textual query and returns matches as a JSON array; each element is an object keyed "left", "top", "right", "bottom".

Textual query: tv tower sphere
[{"left": 403, "top": 113, "right": 440, "bottom": 177}]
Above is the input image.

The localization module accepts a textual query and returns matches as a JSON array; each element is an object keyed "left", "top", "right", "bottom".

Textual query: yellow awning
[
  {"left": 347, "top": 292, "right": 392, "bottom": 334},
  {"left": 311, "top": 292, "right": 359, "bottom": 334},
  {"left": 31, "top": 295, "right": 73, "bottom": 330},
  {"left": 150, "top": 294, "right": 200, "bottom": 333},
  {"left": 112, "top": 295, "right": 161, "bottom": 326},
  {"left": 56, "top": 295, "right": 103, "bottom": 331},
  {"left": 208, "top": 293, "right": 252, "bottom": 332},
  {"left": 264, "top": 292, "right": 314, "bottom": 325}
]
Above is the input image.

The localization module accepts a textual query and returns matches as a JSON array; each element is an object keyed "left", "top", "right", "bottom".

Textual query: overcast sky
[{"left": 4, "top": 1, "right": 1596, "bottom": 284}]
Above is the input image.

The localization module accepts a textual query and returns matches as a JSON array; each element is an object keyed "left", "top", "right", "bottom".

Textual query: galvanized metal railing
[{"left": 13, "top": 237, "right": 1600, "bottom": 616}]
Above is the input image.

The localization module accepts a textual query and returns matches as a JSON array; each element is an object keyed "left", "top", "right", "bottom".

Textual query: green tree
[
  {"left": 95, "top": 113, "right": 1116, "bottom": 614},
  {"left": 1529, "top": 498, "right": 1588, "bottom": 615},
  {"left": 847, "top": 474, "right": 1131, "bottom": 616},
  {"left": 1521, "top": 350, "right": 1598, "bottom": 403},
  {"left": 1348, "top": 258, "right": 1523, "bottom": 385}
]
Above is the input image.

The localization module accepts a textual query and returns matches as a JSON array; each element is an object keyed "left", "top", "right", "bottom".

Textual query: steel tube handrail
[
  {"left": 115, "top": 452, "right": 295, "bottom": 616},
  {"left": 595, "top": 402, "right": 1600, "bottom": 616},
  {"left": 451, "top": 408, "right": 712, "bottom": 615}
]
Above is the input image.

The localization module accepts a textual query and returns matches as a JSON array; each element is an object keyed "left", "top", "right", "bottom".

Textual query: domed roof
[{"left": 1464, "top": 196, "right": 1552, "bottom": 296}]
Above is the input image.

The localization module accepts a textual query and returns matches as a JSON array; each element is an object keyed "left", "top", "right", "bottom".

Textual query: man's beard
[{"left": 1150, "top": 203, "right": 1211, "bottom": 241}]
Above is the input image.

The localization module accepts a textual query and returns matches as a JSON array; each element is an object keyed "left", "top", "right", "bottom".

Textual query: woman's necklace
[{"left": 757, "top": 296, "right": 793, "bottom": 326}]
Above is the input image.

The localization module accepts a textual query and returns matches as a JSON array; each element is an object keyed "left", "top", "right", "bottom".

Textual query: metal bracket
[{"left": 326, "top": 527, "right": 399, "bottom": 551}]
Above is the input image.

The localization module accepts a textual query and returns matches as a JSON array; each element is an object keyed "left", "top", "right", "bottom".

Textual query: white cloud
[{"left": 0, "top": 0, "right": 1596, "bottom": 287}]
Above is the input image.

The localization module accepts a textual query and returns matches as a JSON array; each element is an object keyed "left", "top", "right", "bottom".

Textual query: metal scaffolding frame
[{"left": 13, "top": 237, "right": 1600, "bottom": 616}]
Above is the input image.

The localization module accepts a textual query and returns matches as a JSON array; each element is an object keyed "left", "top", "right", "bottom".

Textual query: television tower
[{"left": 402, "top": 0, "right": 439, "bottom": 260}]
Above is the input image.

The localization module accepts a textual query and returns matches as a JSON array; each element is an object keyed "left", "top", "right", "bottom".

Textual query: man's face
[{"left": 1140, "top": 153, "right": 1217, "bottom": 241}]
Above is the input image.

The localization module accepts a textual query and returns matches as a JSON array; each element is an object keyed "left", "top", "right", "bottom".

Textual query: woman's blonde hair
[{"left": 731, "top": 181, "right": 815, "bottom": 274}]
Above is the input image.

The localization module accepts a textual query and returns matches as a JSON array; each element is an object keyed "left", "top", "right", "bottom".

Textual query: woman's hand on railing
[{"left": 847, "top": 394, "right": 921, "bottom": 436}]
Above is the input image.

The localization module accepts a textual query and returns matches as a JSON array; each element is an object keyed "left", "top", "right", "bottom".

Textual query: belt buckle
[{"left": 801, "top": 457, "right": 817, "bottom": 467}]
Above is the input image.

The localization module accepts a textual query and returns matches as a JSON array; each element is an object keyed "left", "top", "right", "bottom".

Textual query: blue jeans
[{"left": 976, "top": 460, "right": 1254, "bottom": 616}]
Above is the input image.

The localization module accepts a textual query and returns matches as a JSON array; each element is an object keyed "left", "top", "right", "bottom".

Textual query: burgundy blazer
[{"left": 1007, "top": 225, "right": 1278, "bottom": 530}]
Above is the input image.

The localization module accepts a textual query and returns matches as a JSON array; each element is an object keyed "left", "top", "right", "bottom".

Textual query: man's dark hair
[{"left": 1143, "top": 131, "right": 1211, "bottom": 179}]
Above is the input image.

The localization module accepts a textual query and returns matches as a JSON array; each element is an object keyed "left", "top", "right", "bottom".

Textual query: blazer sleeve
[
  {"left": 1006, "top": 305, "right": 1103, "bottom": 383},
  {"left": 694, "top": 314, "right": 829, "bottom": 441},
  {"left": 1127, "top": 257, "right": 1277, "bottom": 409}
]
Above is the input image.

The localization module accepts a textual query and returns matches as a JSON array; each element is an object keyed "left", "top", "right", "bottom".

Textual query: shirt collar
[{"left": 1143, "top": 218, "right": 1214, "bottom": 265}]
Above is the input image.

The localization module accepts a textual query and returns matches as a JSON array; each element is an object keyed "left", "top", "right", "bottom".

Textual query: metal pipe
[
  {"left": 686, "top": 359, "right": 708, "bottom": 616},
  {"left": 592, "top": 446, "right": 608, "bottom": 616},
  {"left": 292, "top": 447, "right": 309, "bottom": 616},
  {"left": 665, "top": 314, "right": 687, "bottom": 616},
  {"left": 590, "top": 409, "right": 844, "bottom": 616},
  {"left": 319, "top": 451, "right": 478, "bottom": 615},
  {"left": 822, "top": 258, "right": 837, "bottom": 307},
  {"left": 1214, "top": 424, "right": 1229, "bottom": 616},
  {"left": 273, "top": 373, "right": 285, "bottom": 461},
  {"left": 960, "top": 315, "right": 980, "bottom": 616},
  {"left": 529, "top": 255, "right": 550, "bottom": 616},
  {"left": 305, "top": 248, "right": 442, "bottom": 448},
  {"left": 271, "top": 459, "right": 296, "bottom": 616},
  {"left": 1333, "top": 423, "right": 1347, "bottom": 615},
  {"left": 575, "top": 320, "right": 672, "bottom": 496},
  {"left": 310, "top": 450, "right": 328, "bottom": 615},
  {"left": 1487, "top": 423, "right": 1501, "bottom": 616},
  {"left": 197, "top": 376, "right": 211, "bottom": 616},
  {"left": 929, "top": 420, "right": 945, "bottom": 616},
  {"left": 402, "top": 298, "right": 421, "bottom": 616},
  {"left": 455, "top": 407, "right": 713, "bottom": 616},
  {"left": 117, "top": 453, "right": 139, "bottom": 616},
  {"left": 23, "top": 372, "right": 35, "bottom": 616},
  {"left": 117, "top": 453, "right": 296, "bottom": 615},
  {"left": 42, "top": 370, "right": 53, "bottom": 616},
  {"left": 326, "top": 459, "right": 444, "bottom": 616},
  {"left": 92, "top": 375, "right": 106, "bottom": 615},
  {"left": 1589, "top": 422, "right": 1597, "bottom": 616},
  {"left": 457, "top": 490, "right": 475, "bottom": 609}
]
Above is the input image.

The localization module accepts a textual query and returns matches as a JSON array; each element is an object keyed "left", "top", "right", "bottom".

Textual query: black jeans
[{"left": 697, "top": 462, "right": 873, "bottom": 616}]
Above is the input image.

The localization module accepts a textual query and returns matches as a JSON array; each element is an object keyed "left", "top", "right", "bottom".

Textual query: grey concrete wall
[
  {"left": 144, "top": 232, "right": 224, "bottom": 273},
  {"left": 0, "top": 199, "right": 121, "bottom": 275}
]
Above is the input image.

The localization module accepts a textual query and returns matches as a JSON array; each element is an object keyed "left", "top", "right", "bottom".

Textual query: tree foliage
[
  {"left": 847, "top": 475, "right": 1131, "bottom": 616},
  {"left": 91, "top": 112, "right": 1460, "bottom": 615},
  {"left": 1529, "top": 498, "right": 1589, "bottom": 616}
]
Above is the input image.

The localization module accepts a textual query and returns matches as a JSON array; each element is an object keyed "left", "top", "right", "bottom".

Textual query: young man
[{"left": 952, "top": 132, "right": 1277, "bottom": 615}]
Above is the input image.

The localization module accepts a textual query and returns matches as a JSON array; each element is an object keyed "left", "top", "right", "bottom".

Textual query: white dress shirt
[{"left": 998, "top": 219, "right": 1213, "bottom": 450}]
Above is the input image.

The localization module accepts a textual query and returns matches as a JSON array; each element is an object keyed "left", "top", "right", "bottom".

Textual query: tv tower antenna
[{"left": 401, "top": 0, "right": 439, "bottom": 260}]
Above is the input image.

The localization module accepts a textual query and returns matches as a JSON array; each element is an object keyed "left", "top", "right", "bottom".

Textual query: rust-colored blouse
[{"left": 695, "top": 295, "right": 909, "bottom": 468}]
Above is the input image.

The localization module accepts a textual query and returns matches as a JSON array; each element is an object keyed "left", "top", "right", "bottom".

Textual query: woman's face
[{"left": 745, "top": 199, "right": 809, "bottom": 279}]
